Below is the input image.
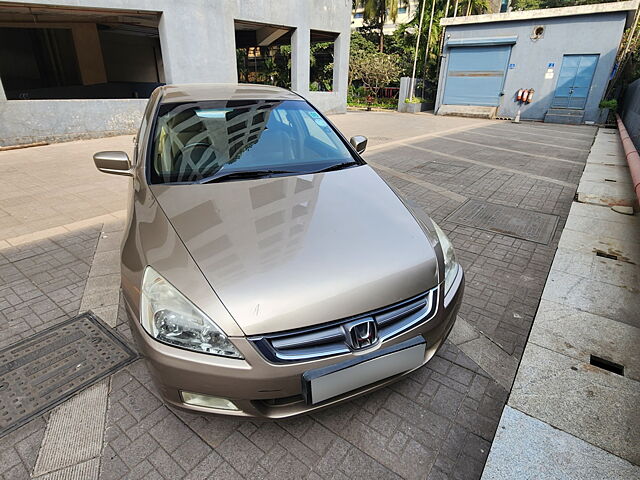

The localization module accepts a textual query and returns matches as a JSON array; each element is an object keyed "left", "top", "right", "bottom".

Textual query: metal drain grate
[
  {"left": 445, "top": 200, "right": 559, "bottom": 244},
  {"left": 0, "top": 312, "right": 138, "bottom": 437}
]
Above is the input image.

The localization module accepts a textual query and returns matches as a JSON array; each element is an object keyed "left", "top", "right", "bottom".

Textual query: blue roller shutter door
[{"left": 443, "top": 45, "right": 511, "bottom": 106}]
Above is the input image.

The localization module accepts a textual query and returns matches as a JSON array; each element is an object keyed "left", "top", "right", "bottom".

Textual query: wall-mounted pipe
[{"left": 616, "top": 113, "right": 640, "bottom": 208}]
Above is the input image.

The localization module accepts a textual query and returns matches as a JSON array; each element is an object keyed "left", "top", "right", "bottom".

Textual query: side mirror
[
  {"left": 350, "top": 135, "right": 368, "bottom": 154},
  {"left": 93, "top": 151, "right": 132, "bottom": 176}
]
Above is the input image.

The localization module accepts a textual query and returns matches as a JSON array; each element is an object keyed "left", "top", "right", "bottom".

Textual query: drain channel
[
  {"left": 596, "top": 251, "right": 618, "bottom": 260},
  {"left": 590, "top": 355, "right": 624, "bottom": 376}
]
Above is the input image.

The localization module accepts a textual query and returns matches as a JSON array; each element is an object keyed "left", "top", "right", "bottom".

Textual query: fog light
[{"left": 180, "top": 391, "right": 238, "bottom": 410}]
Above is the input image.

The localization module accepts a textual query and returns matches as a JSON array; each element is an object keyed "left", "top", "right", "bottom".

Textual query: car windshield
[{"left": 149, "top": 99, "right": 358, "bottom": 184}]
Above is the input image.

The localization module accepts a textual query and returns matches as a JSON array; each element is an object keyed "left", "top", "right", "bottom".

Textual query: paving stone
[
  {"left": 33, "top": 380, "right": 109, "bottom": 476},
  {"left": 149, "top": 412, "right": 195, "bottom": 454},
  {"left": 148, "top": 446, "right": 186, "bottom": 479},
  {"left": 529, "top": 299, "right": 640, "bottom": 382},
  {"left": 542, "top": 269, "right": 640, "bottom": 329},
  {"left": 183, "top": 451, "right": 224, "bottom": 480},
  {"left": 510, "top": 344, "right": 640, "bottom": 465},
  {"left": 171, "top": 433, "right": 212, "bottom": 471},
  {"left": 217, "top": 431, "right": 265, "bottom": 475},
  {"left": 338, "top": 446, "right": 402, "bottom": 480},
  {"left": 482, "top": 406, "right": 640, "bottom": 480}
]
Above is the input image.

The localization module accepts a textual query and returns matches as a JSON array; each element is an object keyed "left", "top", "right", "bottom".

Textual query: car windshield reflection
[{"left": 150, "top": 99, "right": 359, "bottom": 184}]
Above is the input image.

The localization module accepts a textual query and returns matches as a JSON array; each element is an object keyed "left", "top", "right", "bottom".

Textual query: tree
[
  {"left": 355, "top": 0, "right": 408, "bottom": 52},
  {"left": 310, "top": 41, "right": 335, "bottom": 91},
  {"left": 349, "top": 32, "right": 378, "bottom": 86},
  {"left": 350, "top": 51, "right": 403, "bottom": 96}
]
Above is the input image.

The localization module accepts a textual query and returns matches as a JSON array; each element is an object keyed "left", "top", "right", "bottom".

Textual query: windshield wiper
[
  {"left": 198, "top": 169, "right": 293, "bottom": 184},
  {"left": 309, "top": 162, "right": 359, "bottom": 174}
]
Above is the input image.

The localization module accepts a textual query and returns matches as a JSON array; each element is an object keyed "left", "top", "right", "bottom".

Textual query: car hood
[{"left": 150, "top": 165, "right": 439, "bottom": 336}]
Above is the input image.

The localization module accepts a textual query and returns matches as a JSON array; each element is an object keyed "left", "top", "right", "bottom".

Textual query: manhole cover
[
  {"left": 445, "top": 200, "right": 559, "bottom": 244},
  {"left": 0, "top": 312, "right": 138, "bottom": 437}
]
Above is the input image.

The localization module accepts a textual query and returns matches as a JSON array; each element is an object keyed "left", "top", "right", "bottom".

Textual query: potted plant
[{"left": 399, "top": 96, "right": 426, "bottom": 113}]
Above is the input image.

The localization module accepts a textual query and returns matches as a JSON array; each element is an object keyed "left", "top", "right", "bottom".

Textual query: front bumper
[{"left": 126, "top": 268, "right": 464, "bottom": 418}]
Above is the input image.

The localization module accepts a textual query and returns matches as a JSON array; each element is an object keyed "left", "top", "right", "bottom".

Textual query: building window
[
  {"left": 0, "top": 5, "right": 163, "bottom": 100},
  {"left": 310, "top": 30, "right": 339, "bottom": 92},
  {"left": 235, "top": 20, "right": 293, "bottom": 88},
  {"left": 354, "top": 12, "right": 364, "bottom": 18},
  {"left": 398, "top": 7, "right": 408, "bottom": 14}
]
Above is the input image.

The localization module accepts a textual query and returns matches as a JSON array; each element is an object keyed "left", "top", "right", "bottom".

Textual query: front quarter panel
[
  {"left": 121, "top": 89, "right": 243, "bottom": 338},
  {"left": 121, "top": 187, "right": 244, "bottom": 337}
]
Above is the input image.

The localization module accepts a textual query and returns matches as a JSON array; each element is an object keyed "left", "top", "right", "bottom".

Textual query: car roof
[{"left": 158, "top": 83, "right": 302, "bottom": 103}]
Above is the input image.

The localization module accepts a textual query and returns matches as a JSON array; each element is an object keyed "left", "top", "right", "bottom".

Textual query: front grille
[{"left": 249, "top": 288, "right": 438, "bottom": 363}]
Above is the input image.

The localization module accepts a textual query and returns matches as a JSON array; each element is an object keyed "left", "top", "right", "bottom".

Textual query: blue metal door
[
  {"left": 443, "top": 45, "right": 511, "bottom": 106},
  {"left": 551, "top": 55, "right": 599, "bottom": 109}
]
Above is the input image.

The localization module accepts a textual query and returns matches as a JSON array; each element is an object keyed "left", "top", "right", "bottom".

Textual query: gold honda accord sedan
[{"left": 93, "top": 84, "right": 464, "bottom": 417}]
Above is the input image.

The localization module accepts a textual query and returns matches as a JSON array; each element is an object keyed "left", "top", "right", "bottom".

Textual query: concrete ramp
[
  {"left": 437, "top": 104, "right": 497, "bottom": 119},
  {"left": 577, "top": 128, "right": 636, "bottom": 208},
  {"left": 482, "top": 125, "right": 640, "bottom": 479}
]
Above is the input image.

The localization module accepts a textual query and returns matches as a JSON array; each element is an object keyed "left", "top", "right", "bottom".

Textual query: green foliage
[
  {"left": 347, "top": 89, "right": 397, "bottom": 109},
  {"left": 350, "top": 51, "right": 403, "bottom": 95},
  {"left": 355, "top": 0, "right": 409, "bottom": 51},
  {"left": 405, "top": 97, "right": 424, "bottom": 103},
  {"left": 384, "top": 24, "right": 416, "bottom": 77},
  {"left": 236, "top": 45, "right": 291, "bottom": 88},
  {"left": 310, "top": 41, "right": 335, "bottom": 91},
  {"left": 599, "top": 99, "right": 618, "bottom": 111},
  {"left": 356, "top": 0, "right": 488, "bottom": 97},
  {"left": 511, "top": 0, "right": 617, "bottom": 9},
  {"left": 350, "top": 31, "right": 378, "bottom": 55},
  {"left": 349, "top": 32, "right": 378, "bottom": 86},
  {"left": 350, "top": 0, "right": 493, "bottom": 100},
  {"left": 611, "top": 26, "right": 640, "bottom": 90}
]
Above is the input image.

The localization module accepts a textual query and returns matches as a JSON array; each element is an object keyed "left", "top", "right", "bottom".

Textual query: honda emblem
[{"left": 343, "top": 318, "right": 378, "bottom": 350}]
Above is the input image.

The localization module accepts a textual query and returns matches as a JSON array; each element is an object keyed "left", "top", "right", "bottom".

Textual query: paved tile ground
[
  {"left": 0, "top": 227, "right": 100, "bottom": 349},
  {"left": 0, "top": 135, "right": 131, "bottom": 242},
  {"left": 0, "top": 227, "right": 102, "bottom": 479},
  {"left": 0, "top": 112, "right": 596, "bottom": 479}
]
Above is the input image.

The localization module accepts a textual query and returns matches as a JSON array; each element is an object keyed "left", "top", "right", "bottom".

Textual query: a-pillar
[{"left": 291, "top": 26, "right": 310, "bottom": 95}]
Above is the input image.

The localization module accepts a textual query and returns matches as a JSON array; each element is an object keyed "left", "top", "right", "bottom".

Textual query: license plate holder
[{"left": 301, "top": 336, "right": 426, "bottom": 405}]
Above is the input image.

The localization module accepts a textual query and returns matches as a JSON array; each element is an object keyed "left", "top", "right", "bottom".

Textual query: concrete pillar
[
  {"left": 0, "top": 75, "right": 6, "bottom": 102},
  {"left": 332, "top": 32, "right": 348, "bottom": 96},
  {"left": 291, "top": 27, "right": 310, "bottom": 95},
  {"left": 72, "top": 24, "right": 107, "bottom": 85},
  {"left": 398, "top": 77, "right": 411, "bottom": 108},
  {"left": 159, "top": 7, "right": 237, "bottom": 84}
]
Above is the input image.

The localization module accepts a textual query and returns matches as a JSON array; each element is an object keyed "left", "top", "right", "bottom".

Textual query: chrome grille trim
[{"left": 249, "top": 287, "right": 438, "bottom": 363}]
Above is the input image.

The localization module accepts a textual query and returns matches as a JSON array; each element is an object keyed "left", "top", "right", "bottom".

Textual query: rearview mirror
[
  {"left": 93, "top": 151, "right": 132, "bottom": 176},
  {"left": 350, "top": 135, "right": 368, "bottom": 154}
]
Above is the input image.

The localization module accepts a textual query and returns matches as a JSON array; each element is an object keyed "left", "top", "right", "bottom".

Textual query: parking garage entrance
[{"left": 0, "top": 4, "right": 164, "bottom": 100}]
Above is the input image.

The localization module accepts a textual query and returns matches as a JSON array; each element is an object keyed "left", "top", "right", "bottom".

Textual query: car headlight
[
  {"left": 140, "top": 266, "right": 243, "bottom": 358},
  {"left": 432, "top": 222, "right": 460, "bottom": 294}
]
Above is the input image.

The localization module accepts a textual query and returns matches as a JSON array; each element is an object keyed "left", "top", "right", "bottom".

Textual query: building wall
[
  {"left": 0, "top": 99, "right": 147, "bottom": 145},
  {"left": 435, "top": 12, "right": 626, "bottom": 122},
  {"left": 0, "top": 0, "right": 351, "bottom": 146},
  {"left": 622, "top": 77, "right": 640, "bottom": 151}
]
